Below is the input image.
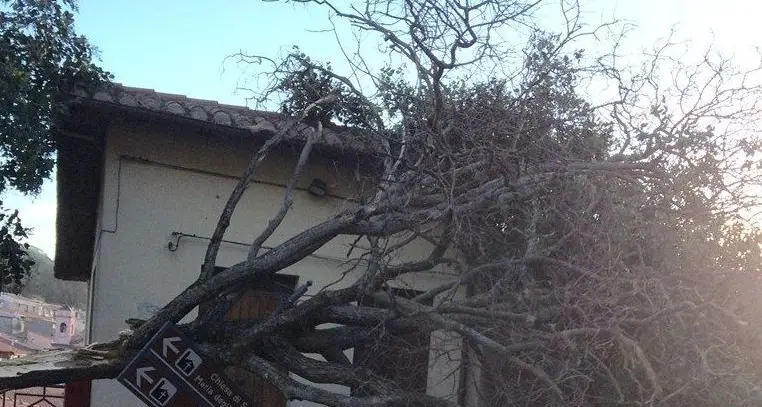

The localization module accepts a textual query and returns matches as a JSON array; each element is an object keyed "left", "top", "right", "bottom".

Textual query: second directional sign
[{"left": 118, "top": 321, "right": 254, "bottom": 407}]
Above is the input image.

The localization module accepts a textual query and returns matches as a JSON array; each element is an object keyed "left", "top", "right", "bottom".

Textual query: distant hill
[{"left": 20, "top": 247, "right": 87, "bottom": 309}]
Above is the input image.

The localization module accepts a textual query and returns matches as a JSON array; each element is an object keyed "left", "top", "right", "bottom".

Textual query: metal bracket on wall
[
  {"left": 166, "top": 231, "right": 251, "bottom": 252},
  {"left": 166, "top": 231, "right": 347, "bottom": 263}
]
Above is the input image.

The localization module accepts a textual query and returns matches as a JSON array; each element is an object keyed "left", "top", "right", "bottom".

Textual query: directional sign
[
  {"left": 137, "top": 367, "right": 155, "bottom": 387},
  {"left": 118, "top": 321, "right": 255, "bottom": 407},
  {"left": 119, "top": 350, "right": 209, "bottom": 407}
]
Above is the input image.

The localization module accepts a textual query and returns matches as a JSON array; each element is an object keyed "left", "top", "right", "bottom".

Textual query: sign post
[{"left": 118, "top": 322, "right": 254, "bottom": 407}]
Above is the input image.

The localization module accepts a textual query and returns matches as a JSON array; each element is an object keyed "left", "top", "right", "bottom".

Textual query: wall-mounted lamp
[{"left": 307, "top": 179, "right": 328, "bottom": 197}]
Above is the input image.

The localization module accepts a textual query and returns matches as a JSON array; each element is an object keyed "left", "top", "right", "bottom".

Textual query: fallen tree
[{"left": 3, "top": 0, "right": 762, "bottom": 406}]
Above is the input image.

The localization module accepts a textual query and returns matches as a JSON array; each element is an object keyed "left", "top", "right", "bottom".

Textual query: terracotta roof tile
[{"left": 72, "top": 83, "right": 386, "bottom": 157}]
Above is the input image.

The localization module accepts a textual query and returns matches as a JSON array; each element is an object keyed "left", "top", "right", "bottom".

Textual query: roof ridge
[{"left": 72, "top": 82, "right": 385, "bottom": 156}]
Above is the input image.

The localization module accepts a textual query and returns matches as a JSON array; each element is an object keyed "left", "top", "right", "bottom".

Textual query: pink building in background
[
  {"left": 0, "top": 293, "right": 84, "bottom": 357},
  {"left": 52, "top": 307, "right": 80, "bottom": 346}
]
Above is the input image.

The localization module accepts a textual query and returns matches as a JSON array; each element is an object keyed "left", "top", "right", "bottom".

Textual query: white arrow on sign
[
  {"left": 162, "top": 336, "right": 181, "bottom": 358},
  {"left": 136, "top": 367, "right": 156, "bottom": 387}
]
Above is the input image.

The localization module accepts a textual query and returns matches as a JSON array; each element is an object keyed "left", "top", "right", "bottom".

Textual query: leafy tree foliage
[
  {"left": 21, "top": 246, "right": 87, "bottom": 308},
  {"left": 275, "top": 49, "right": 378, "bottom": 127},
  {"left": 0, "top": 207, "right": 31, "bottom": 293},
  {"left": 0, "top": 0, "right": 108, "bottom": 289},
  {"left": 265, "top": 27, "right": 762, "bottom": 406}
]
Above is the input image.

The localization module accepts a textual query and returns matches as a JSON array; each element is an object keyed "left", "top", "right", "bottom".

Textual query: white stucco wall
[{"left": 87, "top": 119, "right": 463, "bottom": 407}]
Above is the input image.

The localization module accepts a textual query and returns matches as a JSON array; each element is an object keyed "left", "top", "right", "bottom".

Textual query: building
[
  {"left": 54, "top": 84, "right": 464, "bottom": 407},
  {"left": 0, "top": 293, "right": 55, "bottom": 321},
  {"left": 0, "top": 294, "right": 84, "bottom": 367},
  {"left": 52, "top": 307, "right": 81, "bottom": 347},
  {"left": 0, "top": 332, "right": 39, "bottom": 358}
]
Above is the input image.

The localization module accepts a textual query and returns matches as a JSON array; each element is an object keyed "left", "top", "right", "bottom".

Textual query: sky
[{"left": 6, "top": 0, "right": 762, "bottom": 258}]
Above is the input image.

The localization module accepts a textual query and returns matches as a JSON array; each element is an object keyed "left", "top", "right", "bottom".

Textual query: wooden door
[{"left": 222, "top": 273, "right": 298, "bottom": 407}]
